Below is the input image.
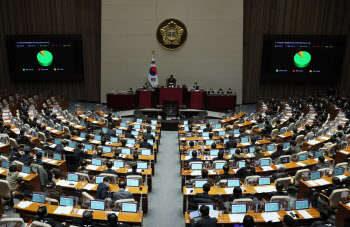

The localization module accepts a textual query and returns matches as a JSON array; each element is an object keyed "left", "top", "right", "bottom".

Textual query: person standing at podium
[
  {"left": 193, "top": 82, "right": 200, "bottom": 90},
  {"left": 167, "top": 75, "right": 176, "bottom": 87},
  {"left": 143, "top": 83, "right": 148, "bottom": 90}
]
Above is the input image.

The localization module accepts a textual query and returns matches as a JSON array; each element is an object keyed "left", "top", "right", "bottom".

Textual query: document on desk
[
  {"left": 76, "top": 209, "right": 86, "bottom": 215},
  {"left": 208, "top": 170, "right": 217, "bottom": 175},
  {"left": 296, "top": 162, "right": 306, "bottom": 167},
  {"left": 313, "top": 179, "right": 330, "bottom": 186},
  {"left": 191, "top": 170, "right": 202, "bottom": 176},
  {"left": 186, "top": 188, "right": 194, "bottom": 195},
  {"left": 49, "top": 144, "right": 57, "bottom": 149},
  {"left": 209, "top": 210, "right": 219, "bottom": 219},
  {"left": 261, "top": 212, "right": 280, "bottom": 222},
  {"left": 298, "top": 210, "right": 313, "bottom": 219},
  {"left": 245, "top": 153, "right": 254, "bottom": 158},
  {"left": 126, "top": 144, "right": 134, "bottom": 148},
  {"left": 62, "top": 181, "right": 78, "bottom": 187},
  {"left": 92, "top": 121, "right": 98, "bottom": 124},
  {"left": 54, "top": 206, "right": 73, "bottom": 215},
  {"left": 224, "top": 188, "right": 233, "bottom": 194},
  {"left": 305, "top": 180, "right": 318, "bottom": 187},
  {"left": 51, "top": 130, "right": 59, "bottom": 133},
  {"left": 64, "top": 147, "right": 74, "bottom": 151},
  {"left": 346, "top": 202, "right": 350, "bottom": 208},
  {"left": 335, "top": 175, "right": 347, "bottom": 181},
  {"left": 308, "top": 140, "right": 319, "bottom": 145},
  {"left": 56, "top": 180, "right": 66, "bottom": 186},
  {"left": 261, "top": 166, "right": 274, "bottom": 171},
  {"left": 0, "top": 168, "right": 6, "bottom": 174},
  {"left": 108, "top": 211, "right": 120, "bottom": 216},
  {"left": 340, "top": 150, "right": 350, "bottom": 155},
  {"left": 84, "top": 184, "right": 96, "bottom": 190},
  {"left": 90, "top": 140, "right": 100, "bottom": 144},
  {"left": 229, "top": 214, "right": 245, "bottom": 223},
  {"left": 86, "top": 165, "right": 99, "bottom": 170},
  {"left": 240, "top": 142, "right": 250, "bottom": 146},
  {"left": 75, "top": 137, "right": 84, "bottom": 141},
  {"left": 16, "top": 201, "right": 33, "bottom": 209},
  {"left": 320, "top": 136, "right": 329, "bottom": 140},
  {"left": 18, "top": 173, "right": 29, "bottom": 178}
]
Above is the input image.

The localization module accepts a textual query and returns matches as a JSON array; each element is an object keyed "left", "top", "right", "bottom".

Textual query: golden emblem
[
  {"left": 160, "top": 21, "right": 184, "bottom": 45},
  {"left": 156, "top": 18, "right": 187, "bottom": 50}
]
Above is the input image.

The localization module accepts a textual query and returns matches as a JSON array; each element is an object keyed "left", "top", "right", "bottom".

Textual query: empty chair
[
  {"left": 294, "top": 169, "right": 311, "bottom": 187},
  {"left": 82, "top": 191, "right": 94, "bottom": 205},
  {"left": 75, "top": 172, "right": 90, "bottom": 182},
  {"left": 270, "top": 129, "right": 278, "bottom": 141},
  {"left": 287, "top": 123, "right": 295, "bottom": 131},
  {"left": 45, "top": 197, "right": 59, "bottom": 205},
  {"left": 318, "top": 189, "right": 350, "bottom": 209},
  {"left": 250, "top": 125, "right": 258, "bottom": 135},
  {"left": 9, "top": 138, "right": 18, "bottom": 149},
  {"left": 0, "top": 156, "right": 10, "bottom": 162},
  {"left": 99, "top": 173, "right": 118, "bottom": 184},
  {"left": 326, "top": 144, "right": 337, "bottom": 157},
  {"left": 63, "top": 126, "right": 71, "bottom": 136},
  {"left": 31, "top": 220, "right": 51, "bottom": 227},
  {"left": 232, "top": 198, "right": 254, "bottom": 210},
  {"left": 275, "top": 177, "right": 293, "bottom": 190},
  {"left": 295, "top": 151, "right": 308, "bottom": 161},
  {"left": 243, "top": 175, "right": 260, "bottom": 185},
  {"left": 0, "top": 179, "right": 22, "bottom": 209},
  {"left": 295, "top": 135, "right": 305, "bottom": 147},
  {"left": 115, "top": 198, "right": 135, "bottom": 207},
  {"left": 37, "top": 132, "right": 46, "bottom": 143},
  {"left": 334, "top": 162, "right": 349, "bottom": 170},
  {"left": 0, "top": 218, "right": 26, "bottom": 226},
  {"left": 278, "top": 155, "right": 291, "bottom": 164},
  {"left": 318, "top": 168, "right": 331, "bottom": 177}
]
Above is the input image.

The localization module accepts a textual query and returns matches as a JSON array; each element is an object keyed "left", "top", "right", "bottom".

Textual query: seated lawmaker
[
  {"left": 227, "top": 88, "right": 233, "bottom": 94},
  {"left": 143, "top": 83, "right": 148, "bottom": 90},
  {"left": 35, "top": 206, "right": 66, "bottom": 226},
  {"left": 102, "top": 161, "right": 118, "bottom": 175},
  {"left": 167, "top": 75, "right": 176, "bottom": 87},
  {"left": 126, "top": 163, "right": 142, "bottom": 176},
  {"left": 217, "top": 88, "right": 224, "bottom": 95},
  {"left": 95, "top": 177, "right": 111, "bottom": 200},
  {"left": 113, "top": 181, "right": 134, "bottom": 201},
  {"left": 219, "top": 165, "right": 234, "bottom": 179},
  {"left": 195, "top": 183, "right": 214, "bottom": 201},
  {"left": 188, "top": 150, "right": 201, "bottom": 163},
  {"left": 189, "top": 205, "right": 217, "bottom": 227}
]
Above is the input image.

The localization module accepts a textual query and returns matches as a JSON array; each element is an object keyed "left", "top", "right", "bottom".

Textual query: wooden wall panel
[
  {"left": 0, "top": 0, "right": 101, "bottom": 102},
  {"left": 243, "top": 0, "right": 350, "bottom": 103}
]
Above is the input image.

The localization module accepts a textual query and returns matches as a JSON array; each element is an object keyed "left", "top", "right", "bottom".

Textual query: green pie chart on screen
[
  {"left": 294, "top": 51, "right": 311, "bottom": 68},
  {"left": 37, "top": 50, "right": 53, "bottom": 67}
]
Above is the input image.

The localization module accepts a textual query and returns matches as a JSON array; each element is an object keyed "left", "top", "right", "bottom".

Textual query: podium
[
  {"left": 158, "top": 86, "right": 184, "bottom": 106},
  {"left": 137, "top": 88, "right": 152, "bottom": 109},
  {"left": 206, "top": 94, "right": 236, "bottom": 111},
  {"left": 190, "top": 89, "right": 205, "bottom": 109},
  {"left": 107, "top": 93, "right": 136, "bottom": 110}
]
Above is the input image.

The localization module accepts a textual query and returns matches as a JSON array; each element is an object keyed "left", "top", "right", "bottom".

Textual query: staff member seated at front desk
[{"left": 166, "top": 74, "right": 176, "bottom": 87}]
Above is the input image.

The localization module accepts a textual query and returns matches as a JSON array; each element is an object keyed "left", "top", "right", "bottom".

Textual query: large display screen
[
  {"left": 6, "top": 35, "right": 84, "bottom": 80},
  {"left": 260, "top": 35, "right": 346, "bottom": 83}
]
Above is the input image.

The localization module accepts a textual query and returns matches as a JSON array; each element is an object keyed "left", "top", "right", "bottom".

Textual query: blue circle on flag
[{"left": 150, "top": 66, "right": 157, "bottom": 76}]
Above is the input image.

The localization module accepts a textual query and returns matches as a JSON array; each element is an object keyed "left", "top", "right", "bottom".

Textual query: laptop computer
[
  {"left": 267, "top": 144, "right": 275, "bottom": 151},
  {"left": 315, "top": 150, "right": 323, "bottom": 158},
  {"left": 283, "top": 142, "right": 290, "bottom": 149},
  {"left": 210, "top": 149, "right": 219, "bottom": 156},
  {"left": 237, "top": 161, "right": 246, "bottom": 168},
  {"left": 85, "top": 144, "right": 93, "bottom": 151},
  {"left": 205, "top": 140, "right": 214, "bottom": 146},
  {"left": 137, "top": 162, "right": 148, "bottom": 169},
  {"left": 22, "top": 166, "right": 31, "bottom": 174},
  {"left": 241, "top": 137, "right": 249, "bottom": 143}
]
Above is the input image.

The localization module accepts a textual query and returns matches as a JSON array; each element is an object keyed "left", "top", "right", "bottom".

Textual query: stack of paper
[
  {"left": 75, "top": 137, "right": 84, "bottom": 141},
  {"left": 209, "top": 210, "right": 219, "bottom": 219},
  {"left": 254, "top": 186, "right": 276, "bottom": 193},
  {"left": 320, "top": 136, "right": 329, "bottom": 140},
  {"left": 16, "top": 201, "right": 33, "bottom": 208},
  {"left": 305, "top": 180, "right": 318, "bottom": 186},
  {"left": 208, "top": 170, "right": 217, "bottom": 175},
  {"left": 92, "top": 121, "right": 98, "bottom": 124},
  {"left": 279, "top": 135, "right": 286, "bottom": 138},
  {"left": 224, "top": 188, "right": 233, "bottom": 194},
  {"left": 54, "top": 206, "right": 73, "bottom": 215},
  {"left": 346, "top": 202, "right": 350, "bottom": 208},
  {"left": 48, "top": 160, "right": 58, "bottom": 165},
  {"left": 296, "top": 162, "right": 306, "bottom": 167},
  {"left": 86, "top": 165, "right": 99, "bottom": 170},
  {"left": 340, "top": 150, "right": 350, "bottom": 155},
  {"left": 229, "top": 214, "right": 245, "bottom": 223},
  {"left": 191, "top": 171, "right": 202, "bottom": 176},
  {"left": 76, "top": 209, "right": 85, "bottom": 215},
  {"left": 49, "top": 144, "right": 57, "bottom": 149},
  {"left": 313, "top": 179, "right": 330, "bottom": 186},
  {"left": 64, "top": 147, "right": 74, "bottom": 152},
  {"left": 56, "top": 180, "right": 66, "bottom": 186},
  {"left": 91, "top": 140, "right": 100, "bottom": 144},
  {"left": 186, "top": 188, "right": 194, "bottom": 194},
  {"left": 18, "top": 173, "right": 29, "bottom": 178},
  {"left": 51, "top": 130, "right": 59, "bottom": 133},
  {"left": 261, "top": 166, "right": 274, "bottom": 171},
  {"left": 245, "top": 154, "right": 254, "bottom": 158},
  {"left": 261, "top": 212, "right": 280, "bottom": 222},
  {"left": 308, "top": 140, "right": 319, "bottom": 145},
  {"left": 298, "top": 210, "right": 313, "bottom": 219},
  {"left": 241, "top": 142, "right": 251, "bottom": 146},
  {"left": 84, "top": 184, "right": 96, "bottom": 190}
]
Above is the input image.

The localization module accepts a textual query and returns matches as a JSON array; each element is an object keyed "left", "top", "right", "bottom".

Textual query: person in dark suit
[
  {"left": 212, "top": 151, "right": 227, "bottom": 163},
  {"left": 195, "top": 183, "right": 214, "bottom": 201},
  {"left": 142, "top": 127, "right": 155, "bottom": 141},
  {"left": 238, "top": 128, "right": 249, "bottom": 138},
  {"left": 40, "top": 125, "right": 52, "bottom": 140},
  {"left": 82, "top": 134, "right": 91, "bottom": 144},
  {"left": 271, "top": 144, "right": 285, "bottom": 160},
  {"left": 243, "top": 215, "right": 255, "bottom": 227},
  {"left": 229, "top": 187, "right": 250, "bottom": 201},
  {"left": 310, "top": 209, "right": 333, "bottom": 227},
  {"left": 189, "top": 205, "right": 217, "bottom": 227},
  {"left": 35, "top": 206, "right": 66, "bottom": 227},
  {"left": 236, "top": 160, "right": 256, "bottom": 178},
  {"left": 188, "top": 150, "right": 202, "bottom": 163},
  {"left": 217, "top": 89, "right": 224, "bottom": 95},
  {"left": 139, "top": 138, "right": 152, "bottom": 149},
  {"left": 95, "top": 177, "right": 111, "bottom": 199},
  {"left": 105, "top": 126, "right": 116, "bottom": 139},
  {"left": 124, "top": 129, "right": 135, "bottom": 139},
  {"left": 203, "top": 123, "right": 212, "bottom": 132},
  {"left": 106, "top": 113, "right": 113, "bottom": 123},
  {"left": 219, "top": 165, "right": 234, "bottom": 179},
  {"left": 227, "top": 88, "right": 233, "bottom": 94},
  {"left": 106, "top": 212, "right": 130, "bottom": 227},
  {"left": 313, "top": 156, "right": 329, "bottom": 171},
  {"left": 34, "top": 152, "right": 47, "bottom": 168},
  {"left": 3, "top": 125, "right": 17, "bottom": 138},
  {"left": 142, "top": 83, "right": 148, "bottom": 90},
  {"left": 225, "top": 136, "right": 237, "bottom": 149},
  {"left": 74, "top": 210, "right": 98, "bottom": 227},
  {"left": 126, "top": 163, "right": 142, "bottom": 176},
  {"left": 207, "top": 88, "right": 215, "bottom": 95},
  {"left": 73, "top": 143, "right": 85, "bottom": 160},
  {"left": 103, "top": 161, "right": 118, "bottom": 175},
  {"left": 271, "top": 165, "right": 288, "bottom": 182},
  {"left": 21, "top": 148, "right": 33, "bottom": 163},
  {"left": 262, "top": 121, "right": 273, "bottom": 135},
  {"left": 322, "top": 177, "right": 343, "bottom": 197},
  {"left": 167, "top": 75, "right": 176, "bottom": 87},
  {"left": 267, "top": 182, "right": 287, "bottom": 200},
  {"left": 193, "top": 82, "right": 200, "bottom": 90},
  {"left": 16, "top": 129, "right": 30, "bottom": 144}
]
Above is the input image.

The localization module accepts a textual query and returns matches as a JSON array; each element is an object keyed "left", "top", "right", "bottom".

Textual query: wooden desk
[
  {"left": 0, "top": 168, "right": 41, "bottom": 192},
  {"left": 0, "top": 142, "right": 10, "bottom": 155},
  {"left": 335, "top": 202, "right": 350, "bottom": 227},
  {"left": 14, "top": 201, "right": 143, "bottom": 226},
  {"left": 184, "top": 208, "right": 319, "bottom": 226},
  {"left": 335, "top": 147, "right": 350, "bottom": 166},
  {"left": 219, "top": 112, "right": 246, "bottom": 124},
  {"left": 42, "top": 158, "right": 67, "bottom": 173}
]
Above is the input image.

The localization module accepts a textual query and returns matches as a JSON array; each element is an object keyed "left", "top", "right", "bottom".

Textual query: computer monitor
[
  {"left": 121, "top": 202, "right": 138, "bottom": 213},
  {"left": 80, "top": 122, "right": 85, "bottom": 127},
  {"left": 67, "top": 173, "right": 79, "bottom": 182},
  {"left": 60, "top": 197, "right": 74, "bottom": 207},
  {"left": 137, "top": 162, "right": 148, "bottom": 169},
  {"left": 90, "top": 200, "right": 105, "bottom": 211},
  {"left": 37, "top": 150, "right": 45, "bottom": 156},
  {"left": 234, "top": 129, "right": 240, "bottom": 134},
  {"left": 241, "top": 137, "right": 249, "bottom": 143},
  {"left": 121, "top": 148, "right": 131, "bottom": 155},
  {"left": 267, "top": 144, "right": 275, "bottom": 151},
  {"left": 56, "top": 126, "right": 62, "bottom": 131},
  {"left": 136, "top": 119, "right": 143, "bottom": 123},
  {"left": 310, "top": 171, "right": 321, "bottom": 180},
  {"left": 184, "top": 126, "right": 189, "bottom": 131},
  {"left": 191, "top": 163, "right": 203, "bottom": 170},
  {"left": 1, "top": 161, "right": 10, "bottom": 169},
  {"left": 85, "top": 144, "right": 93, "bottom": 151},
  {"left": 198, "top": 204, "right": 214, "bottom": 211},
  {"left": 219, "top": 131, "right": 226, "bottom": 136},
  {"left": 94, "top": 135, "right": 102, "bottom": 141},
  {"left": 22, "top": 166, "right": 31, "bottom": 174},
  {"left": 334, "top": 167, "right": 344, "bottom": 176},
  {"left": 97, "top": 118, "right": 103, "bottom": 122},
  {"left": 116, "top": 129, "right": 123, "bottom": 135},
  {"left": 147, "top": 139, "right": 154, "bottom": 145},
  {"left": 32, "top": 193, "right": 45, "bottom": 204},
  {"left": 215, "top": 124, "right": 222, "bottom": 129},
  {"left": 315, "top": 150, "right": 323, "bottom": 158},
  {"left": 113, "top": 160, "right": 124, "bottom": 168},
  {"left": 200, "top": 125, "right": 206, "bottom": 130},
  {"left": 91, "top": 159, "right": 102, "bottom": 166},
  {"left": 230, "top": 148, "right": 238, "bottom": 155},
  {"left": 55, "top": 139, "right": 61, "bottom": 145},
  {"left": 258, "top": 124, "right": 264, "bottom": 129},
  {"left": 283, "top": 142, "right": 290, "bottom": 149},
  {"left": 31, "top": 131, "right": 36, "bottom": 137},
  {"left": 134, "top": 124, "right": 141, "bottom": 129},
  {"left": 126, "top": 178, "right": 140, "bottom": 187},
  {"left": 260, "top": 159, "right": 270, "bottom": 167},
  {"left": 182, "top": 120, "right": 188, "bottom": 125},
  {"left": 187, "top": 140, "right": 196, "bottom": 146},
  {"left": 259, "top": 177, "right": 271, "bottom": 186},
  {"left": 53, "top": 153, "right": 62, "bottom": 161},
  {"left": 298, "top": 153, "right": 308, "bottom": 161},
  {"left": 120, "top": 123, "right": 126, "bottom": 127},
  {"left": 210, "top": 149, "right": 219, "bottom": 156},
  {"left": 231, "top": 204, "right": 247, "bottom": 214},
  {"left": 110, "top": 137, "right": 119, "bottom": 143},
  {"left": 227, "top": 178, "right": 240, "bottom": 188},
  {"left": 114, "top": 114, "right": 119, "bottom": 118},
  {"left": 249, "top": 147, "right": 255, "bottom": 153},
  {"left": 151, "top": 120, "right": 157, "bottom": 125},
  {"left": 237, "top": 161, "right": 246, "bottom": 168},
  {"left": 206, "top": 140, "right": 214, "bottom": 146},
  {"left": 151, "top": 127, "right": 156, "bottom": 132},
  {"left": 264, "top": 202, "right": 279, "bottom": 212},
  {"left": 280, "top": 156, "right": 290, "bottom": 164},
  {"left": 102, "top": 146, "right": 112, "bottom": 153},
  {"left": 80, "top": 132, "right": 87, "bottom": 138},
  {"left": 214, "top": 162, "right": 225, "bottom": 170},
  {"left": 127, "top": 138, "right": 135, "bottom": 145},
  {"left": 194, "top": 180, "right": 208, "bottom": 188},
  {"left": 95, "top": 176, "right": 104, "bottom": 184},
  {"left": 202, "top": 132, "right": 209, "bottom": 137},
  {"left": 102, "top": 127, "right": 108, "bottom": 133},
  {"left": 280, "top": 129, "right": 286, "bottom": 135},
  {"left": 23, "top": 145, "right": 30, "bottom": 151},
  {"left": 189, "top": 210, "right": 200, "bottom": 218},
  {"left": 131, "top": 131, "right": 139, "bottom": 137},
  {"left": 69, "top": 141, "right": 76, "bottom": 148},
  {"left": 295, "top": 200, "right": 309, "bottom": 210},
  {"left": 141, "top": 149, "right": 151, "bottom": 156}
]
